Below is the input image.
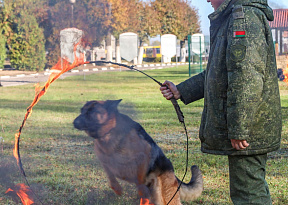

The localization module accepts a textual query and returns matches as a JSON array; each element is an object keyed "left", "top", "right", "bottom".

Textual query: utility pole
[
  {"left": 106, "top": 2, "right": 113, "bottom": 62},
  {"left": 70, "top": 0, "right": 76, "bottom": 27}
]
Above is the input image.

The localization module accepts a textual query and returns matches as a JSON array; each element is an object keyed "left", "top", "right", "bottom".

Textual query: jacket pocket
[{"left": 213, "top": 98, "right": 227, "bottom": 130}]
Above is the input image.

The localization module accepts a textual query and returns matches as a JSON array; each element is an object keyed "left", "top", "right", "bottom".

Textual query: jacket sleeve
[
  {"left": 176, "top": 71, "right": 205, "bottom": 105},
  {"left": 226, "top": 7, "right": 268, "bottom": 140}
]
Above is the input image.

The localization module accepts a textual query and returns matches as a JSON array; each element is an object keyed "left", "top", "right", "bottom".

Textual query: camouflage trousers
[{"left": 228, "top": 154, "right": 272, "bottom": 205}]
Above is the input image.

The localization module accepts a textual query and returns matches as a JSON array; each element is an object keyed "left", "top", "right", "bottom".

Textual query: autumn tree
[
  {"left": 151, "top": 0, "right": 200, "bottom": 61},
  {"left": 104, "top": 0, "right": 135, "bottom": 62},
  {"left": 133, "top": 1, "right": 161, "bottom": 64},
  {"left": 151, "top": 0, "right": 200, "bottom": 37},
  {"left": 105, "top": 0, "right": 161, "bottom": 64},
  {"left": 178, "top": 1, "right": 201, "bottom": 61},
  {"left": 97, "top": 0, "right": 200, "bottom": 63},
  {"left": 100, "top": 0, "right": 141, "bottom": 63},
  {"left": 135, "top": 1, "right": 161, "bottom": 43},
  {"left": 43, "top": 0, "right": 200, "bottom": 65},
  {"left": 1, "top": 0, "right": 201, "bottom": 68},
  {"left": 44, "top": 0, "right": 112, "bottom": 67}
]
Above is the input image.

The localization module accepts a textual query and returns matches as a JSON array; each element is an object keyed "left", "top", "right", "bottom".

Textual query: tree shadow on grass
[{"left": 0, "top": 98, "right": 83, "bottom": 114}]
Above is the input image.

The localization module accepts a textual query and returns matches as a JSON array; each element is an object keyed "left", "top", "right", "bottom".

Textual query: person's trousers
[{"left": 228, "top": 154, "right": 272, "bottom": 205}]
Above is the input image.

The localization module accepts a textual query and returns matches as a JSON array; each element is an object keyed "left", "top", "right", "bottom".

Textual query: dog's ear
[{"left": 104, "top": 99, "right": 122, "bottom": 112}]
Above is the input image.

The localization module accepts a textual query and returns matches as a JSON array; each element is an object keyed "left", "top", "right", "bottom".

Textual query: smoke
[
  {"left": 0, "top": 156, "right": 46, "bottom": 205},
  {"left": 0, "top": 156, "right": 18, "bottom": 189},
  {"left": 0, "top": 156, "right": 25, "bottom": 204}
]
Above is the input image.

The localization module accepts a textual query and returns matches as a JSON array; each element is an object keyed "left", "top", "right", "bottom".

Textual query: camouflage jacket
[{"left": 177, "top": 0, "right": 282, "bottom": 155}]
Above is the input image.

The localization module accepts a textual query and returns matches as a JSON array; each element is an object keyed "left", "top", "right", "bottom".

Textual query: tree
[
  {"left": 1, "top": 0, "right": 46, "bottom": 71},
  {"left": 99, "top": 0, "right": 141, "bottom": 63},
  {"left": 151, "top": 40, "right": 161, "bottom": 46},
  {"left": 105, "top": 0, "right": 130, "bottom": 62},
  {"left": 1, "top": 0, "right": 201, "bottom": 68},
  {"left": 0, "top": 34, "right": 6, "bottom": 68},
  {"left": 0, "top": 2, "right": 13, "bottom": 68},
  {"left": 179, "top": 2, "right": 201, "bottom": 62},
  {"left": 151, "top": 0, "right": 200, "bottom": 38},
  {"left": 133, "top": 1, "right": 161, "bottom": 64},
  {"left": 44, "top": 0, "right": 112, "bottom": 67},
  {"left": 151, "top": 0, "right": 200, "bottom": 62},
  {"left": 105, "top": 0, "right": 161, "bottom": 64},
  {"left": 179, "top": 2, "right": 201, "bottom": 38},
  {"left": 41, "top": 0, "right": 201, "bottom": 66},
  {"left": 9, "top": 12, "right": 46, "bottom": 71}
]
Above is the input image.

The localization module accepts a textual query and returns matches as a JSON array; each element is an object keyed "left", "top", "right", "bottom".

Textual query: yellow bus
[{"left": 143, "top": 46, "right": 161, "bottom": 59}]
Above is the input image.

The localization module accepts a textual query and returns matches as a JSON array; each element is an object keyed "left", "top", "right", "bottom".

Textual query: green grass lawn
[{"left": 0, "top": 65, "right": 287, "bottom": 204}]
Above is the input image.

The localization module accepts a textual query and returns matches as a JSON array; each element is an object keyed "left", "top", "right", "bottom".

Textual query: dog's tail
[{"left": 177, "top": 165, "right": 203, "bottom": 201}]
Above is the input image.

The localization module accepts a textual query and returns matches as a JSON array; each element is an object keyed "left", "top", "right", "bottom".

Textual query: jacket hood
[
  {"left": 240, "top": 0, "right": 274, "bottom": 21},
  {"left": 209, "top": 0, "right": 274, "bottom": 22}
]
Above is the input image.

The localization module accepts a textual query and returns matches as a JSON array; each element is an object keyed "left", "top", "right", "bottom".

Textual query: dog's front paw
[{"left": 137, "top": 184, "right": 150, "bottom": 198}]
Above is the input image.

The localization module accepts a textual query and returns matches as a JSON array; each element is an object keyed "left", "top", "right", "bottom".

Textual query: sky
[{"left": 191, "top": 0, "right": 288, "bottom": 35}]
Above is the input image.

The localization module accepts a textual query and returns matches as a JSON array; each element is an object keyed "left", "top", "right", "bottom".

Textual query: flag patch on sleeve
[{"left": 233, "top": 31, "right": 246, "bottom": 38}]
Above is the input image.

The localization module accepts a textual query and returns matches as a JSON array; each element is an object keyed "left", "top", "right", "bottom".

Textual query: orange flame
[
  {"left": 283, "top": 65, "right": 288, "bottom": 84},
  {"left": 5, "top": 183, "right": 35, "bottom": 205},
  {"left": 14, "top": 40, "right": 87, "bottom": 176},
  {"left": 140, "top": 198, "right": 154, "bottom": 205}
]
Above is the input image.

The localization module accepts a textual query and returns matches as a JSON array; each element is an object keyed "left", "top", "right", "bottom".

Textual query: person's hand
[
  {"left": 231, "top": 139, "right": 250, "bottom": 150},
  {"left": 160, "top": 80, "right": 181, "bottom": 100}
]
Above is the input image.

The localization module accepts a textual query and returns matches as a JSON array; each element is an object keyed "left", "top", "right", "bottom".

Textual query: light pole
[{"left": 70, "top": 0, "right": 76, "bottom": 27}]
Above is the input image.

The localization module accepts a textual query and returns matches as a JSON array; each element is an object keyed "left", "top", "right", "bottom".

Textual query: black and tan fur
[{"left": 73, "top": 100, "right": 203, "bottom": 205}]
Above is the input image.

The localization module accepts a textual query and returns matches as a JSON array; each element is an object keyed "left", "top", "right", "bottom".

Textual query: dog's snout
[{"left": 73, "top": 115, "right": 85, "bottom": 130}]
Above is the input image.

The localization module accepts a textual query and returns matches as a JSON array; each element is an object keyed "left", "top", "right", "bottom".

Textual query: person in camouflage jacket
[{"left": 160, "top": 0, "right": 282, "bottom": 204}]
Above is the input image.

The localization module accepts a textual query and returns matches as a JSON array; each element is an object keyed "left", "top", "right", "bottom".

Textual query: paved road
[
  {"left": 0, "top": 68, "right": 106, "bottom": 87},
  {"left": 0, "top": 63, "right": 183, "bottom": 87},
  {"left": 0, "top": 64, "right": 176, "bottom": 87}
]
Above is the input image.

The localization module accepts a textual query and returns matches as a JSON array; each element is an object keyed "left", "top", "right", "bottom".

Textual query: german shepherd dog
[{"left": 73, "top": 100, "right": 203, "bottom": 205}]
